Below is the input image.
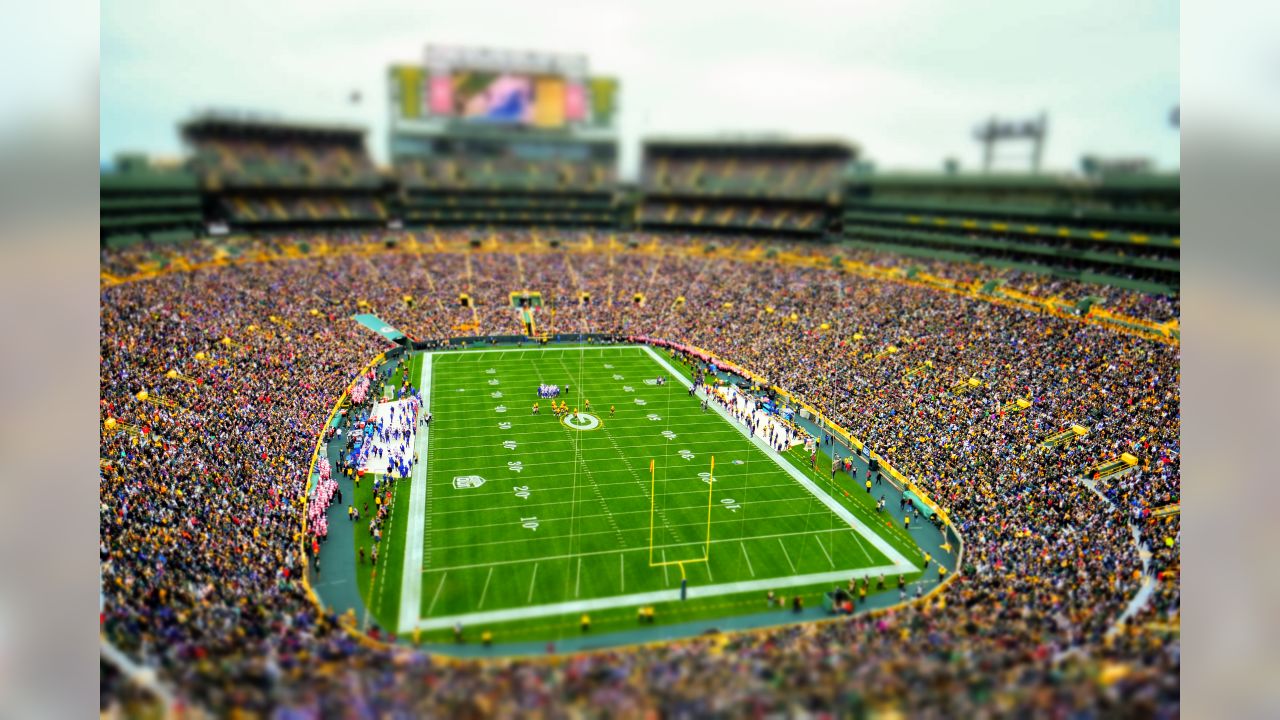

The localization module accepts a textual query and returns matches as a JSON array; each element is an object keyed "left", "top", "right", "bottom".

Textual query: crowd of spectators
[
  {"left": 396, "top": 157, "right": 616, "bottom": 191},
  {"left": 221, "top": 195, "right": 388, "bottom": 223},
  {"left": 640, "top": 203, "right": 822, "bottom": 232},
  {"left": 193, "top": 139, "right": 379, "bottom": 187},
  {"left": 100, "top": 228, "right": 1179, "bottom": 716},
  {"left": 644, "top": 157, "right": 844, "bottom": 199}
]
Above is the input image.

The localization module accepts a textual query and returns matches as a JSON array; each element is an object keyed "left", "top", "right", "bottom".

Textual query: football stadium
[{"left": 100, "top": 14, "right": 1180, "bottom": 718}]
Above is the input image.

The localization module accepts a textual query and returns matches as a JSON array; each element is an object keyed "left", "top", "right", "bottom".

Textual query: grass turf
[{"left": 360, "top": 345, "right": 924, "bottom": 642}]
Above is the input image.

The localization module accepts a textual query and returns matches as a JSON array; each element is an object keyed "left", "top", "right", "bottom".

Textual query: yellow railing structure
[
  {"left": 950, "top": 377, "right": 984, "bottom": 394},
  {"left": 752, "top": 377, "right": 953, "bottom": 527},
  {"left": 902, "top": 360, "right": 933, "bottom": 379},
  {"left": 1087, "top": 453, "right": 1139, "bottom": 480},
  {"left": 998, "top": 397, "right": 1032, "bottom": 414},
  {"left": 164, "top": 369, "right": 200, "bottom": 385},
  {"left": 134, "top": 389, "right": 177, "bottom": 409},
  {"left": 648, "top": 456, "right": 715, "bottom": 582},
  {"left": 867, "top": 345, "right": 899, "bottom": 361},
  {"left": 102, "top": 416, "right": 145, "bottom": 438},
  {"left": 1152, "top": 503, "right": 1180, "bottom": 518},
  {"left": 1041, "top": 424, "right": 1089, "bottom": 449},
  {"left": 1088, "top": 307, "right": 1180, "bottom": 340}
]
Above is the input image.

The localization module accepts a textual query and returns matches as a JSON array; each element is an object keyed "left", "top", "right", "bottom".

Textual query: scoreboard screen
[{"left": 390, "top": 47, "right": 616, "bottom": 130}]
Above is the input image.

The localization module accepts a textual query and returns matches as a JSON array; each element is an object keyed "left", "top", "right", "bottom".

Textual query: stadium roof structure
[
  {"left": 180, "top": 114, "right": 369, "bottom": 144},
  {"left": 643, "top": 136, "right": 858, "bottom": 158},
  {"left": 100, "top": 155, "right": 199, "bottom": 191},
  {"left": 852, "top": 171, "right": 1179, "bottom": 192}
]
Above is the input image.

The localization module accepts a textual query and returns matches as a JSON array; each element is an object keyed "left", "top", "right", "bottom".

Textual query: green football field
[{"left": 356, "top": 344, "right": 923, "bottom": 642}]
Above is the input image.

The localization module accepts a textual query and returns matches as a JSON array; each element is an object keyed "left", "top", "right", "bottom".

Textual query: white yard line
[
  {"left": 815, "top": 534, "right": 835, "bottom": 568},
  {"left": 777, "top": 538, "right": 797, "bottom": 574},
  {"left": 424, "top": 479, "right": 809, "bottom": 516},
  {"left": 527, "top": 562, "right": 540, "bottom": 603},
  {"left": 575, "top": 557, "right": 583, "bottom": 598},
  {"left": 435, "top": 345, "right": 635, "bottom": 357},
  {"left": 397, "top": 353, "right": 432, "bottom": 632},
  {"left": 430, "top": 426, "right": 761, "bottom": 451},
  {"left": 847, "top": 527, "right": 871, "bottom": 564},
  {"left": 477, "top": 567, "right": 494, "bottom": 609},
  {"left": 641, "top": 345, "right": 918, "bottom": 575},
  {"left": 410, "top": 562, "right": 902, "bottom": 632},
  {"left": 740, "top": 542, "right": 756, "bottom": 577},
  {"left": 428, "top": 504, "right": 833, "bottom": 543},
  {"left": 426, "top": 572, "right": 447, "bottom": 616},
  {"left": 420, "top": 525, "right": 869, "bottom": 573},
  {"left": 620, "top": 555, "right": 625, "bottom": 592}
]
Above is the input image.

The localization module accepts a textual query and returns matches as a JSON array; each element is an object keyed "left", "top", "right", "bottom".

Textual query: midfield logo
[{"left": 561, "top": 412, "right": 602, "bottom": 431}]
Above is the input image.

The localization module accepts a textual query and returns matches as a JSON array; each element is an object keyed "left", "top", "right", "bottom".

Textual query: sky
[{"left": 100, "top": 0, "right": 1180, "bottom": 178}]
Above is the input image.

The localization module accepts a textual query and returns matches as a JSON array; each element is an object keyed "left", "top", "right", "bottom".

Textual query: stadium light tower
[{"left": 973, "top": 112, "right": 1048, "bottom": 173}]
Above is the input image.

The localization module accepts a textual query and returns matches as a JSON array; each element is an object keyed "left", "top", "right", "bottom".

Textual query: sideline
[
  {"left": 398, "top": 353, "right": 432, "bottom": 632},
  {"left": 641, "top": 345, "right": 918, "bottom": 575},
  {"left": 410, "top": 562, "right": 901, "bottom": 632}
]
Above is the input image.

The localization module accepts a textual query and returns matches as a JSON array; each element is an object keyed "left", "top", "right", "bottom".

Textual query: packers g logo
[{"left": 561, "top": 412, "right": 601, "bottom": 431}]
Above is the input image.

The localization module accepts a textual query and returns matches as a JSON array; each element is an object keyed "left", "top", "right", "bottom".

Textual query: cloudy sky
[{"left": 101, "top": 0, "right": 1179, "bottom": 177}]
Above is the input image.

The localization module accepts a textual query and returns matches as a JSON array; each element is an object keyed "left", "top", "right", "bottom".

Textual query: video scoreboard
[{"left": 390, "top": 45, "right": 618, "bottom": 131}]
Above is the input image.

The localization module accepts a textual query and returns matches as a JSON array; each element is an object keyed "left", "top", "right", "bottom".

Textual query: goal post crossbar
[{"left": 648, "top": 456, "right": 715, "bottom": 568}]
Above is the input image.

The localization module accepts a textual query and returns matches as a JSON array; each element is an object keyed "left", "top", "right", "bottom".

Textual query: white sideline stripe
[
  {"left": 430, "top": 503, "right": 828, "bottom": 535},
  {"left": 640, "top": 345, "right": 918, "bottom": 574},
  {"left": 434, "top": 345, "right": 644, "bottom": 358},
  {"left": 432, "top": 427, "right": 764, "bottom": 447},
  {"left": 410, "top": 563, "right": 901, "bottom": 631},
  {"left": 419, "top": 527, "right": 889, "bottom": 573},
  {"left": 398, "top": 353, "right": 432, "bottom": 632},
  {"left": 425, "top": 479, "right": 812, "bottom": 516}
]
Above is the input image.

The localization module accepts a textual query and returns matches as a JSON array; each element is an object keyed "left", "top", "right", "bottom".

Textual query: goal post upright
[
  {"left": 648, "top": 456, "right": 715, "bottom": 569},
  {"left": 648, "top": 458, "right": 656, "bottom": 566},
  {"left": 704, "top": 455, "right": 714, "bottom": 559}
]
